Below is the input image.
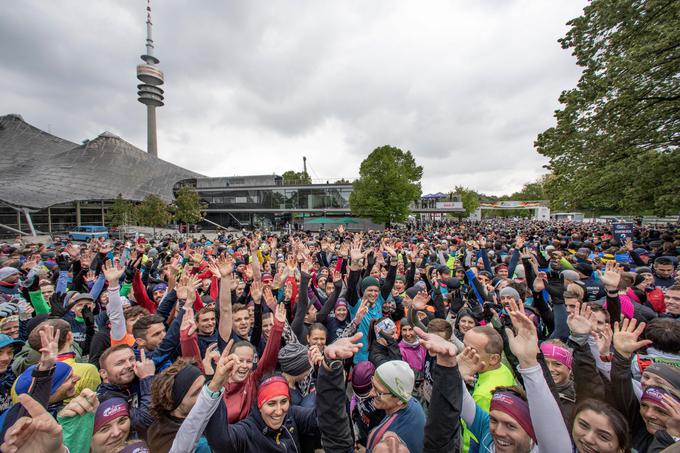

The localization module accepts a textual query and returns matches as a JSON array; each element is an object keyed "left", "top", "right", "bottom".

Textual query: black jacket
[
  {"left": 97, "top": 376, "right": 155, "bottom": 439},
  {"left": 205, "top": 395, "right": 318, "bottom": 453},
  {"left": 424, "top": 362, "right": 463, "bottom": 453},
  {"left": 610, "top": 350, "right": 653, "bottom": 452},
  {"left": 316, "top": 362, "right": 354, "bottom": 453}
]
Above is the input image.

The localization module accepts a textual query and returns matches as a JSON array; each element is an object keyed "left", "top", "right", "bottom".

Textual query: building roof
[{"left": 0, "top": 114, "right": 202, "bottom": 209}]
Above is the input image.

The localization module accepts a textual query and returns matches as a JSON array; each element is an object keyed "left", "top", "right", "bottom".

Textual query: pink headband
[
  {"left": 490, "top": 391, "right": 536, "bottom": 442},
  {"left": 641, "top": 386, "right": 680, "bottom": 407},
  {"left": 540, "top": 343, "right": 573, "bottom": 370}
]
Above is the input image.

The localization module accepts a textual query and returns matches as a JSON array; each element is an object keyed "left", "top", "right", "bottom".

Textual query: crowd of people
[{"left": 0, "top": 218, "right": 678, "bottom": 453}]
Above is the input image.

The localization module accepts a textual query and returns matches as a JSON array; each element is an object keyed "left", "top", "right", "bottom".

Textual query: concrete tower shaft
[{"left": 136, "top": 0, "right": 164, "bottom": 157}]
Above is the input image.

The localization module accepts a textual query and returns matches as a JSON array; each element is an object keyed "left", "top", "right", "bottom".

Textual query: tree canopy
[
  {"left": 350, "top": 145, "right": 423, "bottom": 225},
  {"left": 535, "top": 0, "right": 680, "bottom": 215},
  {"left": 135, "top": 194, "right": 172, "bottom": 233},
  {"left": 173, "top": 187, "right": 205, "bottom": 226},
  {"left": 107, "top": 194, "right": 134, "bottom": 227},
  {"left": 452, "top": 186, "right": 480, "bottom": 217},
  {"left": 281, "top": 170, "right": 312, "bottom": 185}
]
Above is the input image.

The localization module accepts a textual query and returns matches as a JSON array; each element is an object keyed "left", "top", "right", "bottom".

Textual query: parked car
[
  {"left": 110, "top": 226, "right": 139, "bottom": 240},
  {"left": 68, "top": 225, "right": 109, "bottom": 242},
  {"left": 178, "top": 224, "right": 202, "bottom": 233}
]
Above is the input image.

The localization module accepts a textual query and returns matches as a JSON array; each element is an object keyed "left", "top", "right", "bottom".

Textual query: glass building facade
[{"left": 182, "top": 176, "right": 354, "bottom": 229}]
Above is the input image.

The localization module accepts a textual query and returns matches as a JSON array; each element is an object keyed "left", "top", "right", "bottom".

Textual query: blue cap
[{"left": 0, "top": 334, "right": 23, "bottom": 349}]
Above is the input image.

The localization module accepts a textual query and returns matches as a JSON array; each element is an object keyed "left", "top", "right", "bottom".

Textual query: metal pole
[
  {"left": 23, "top": 208, "right": 37, "bottom": 236},
  {"left": 48, "top": 207, "right": 52, "bottom": 233},
  {"left": 76, "top": 201, "right": 81, "bottom": 226}
]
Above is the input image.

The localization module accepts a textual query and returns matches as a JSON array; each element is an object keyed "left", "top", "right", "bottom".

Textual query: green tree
[
  {"left": 452, "top": 186, "right": 480, "bottom": 217},
  {"left": 107, "top": 193, "right": 133, "bottom": 227},
  {"left": 173, "top": 187, "right": 205, "bottom": 231},
  {"left": 350, "top": 145, "right": 423, "bottom": 225},
  {"left": 507, "top": 176, "right": 548, "bottom": 201},
  {"left": 135, "top": 194, "right": 172, "bottom": 236},
  {"left": 281, "top": 170, "right": 312, "bottom": 185},
  {"left": 535, "top": 0, "right": 680, "bottom": 215}
]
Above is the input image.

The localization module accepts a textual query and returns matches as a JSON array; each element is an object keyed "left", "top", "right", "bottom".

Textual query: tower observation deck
[{"left": 136, "top": 0, "right": 164, "bottom": 157}]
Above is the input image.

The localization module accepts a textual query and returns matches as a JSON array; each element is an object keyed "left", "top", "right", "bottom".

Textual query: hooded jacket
[
  {"left": 399, "top": 339, "right": 426, "bottom": 374},
  {"left": 204, "top": 398, "right": 318, "bottom": 453}
]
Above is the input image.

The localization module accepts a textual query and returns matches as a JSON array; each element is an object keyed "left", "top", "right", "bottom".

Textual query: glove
[
  {"left": 124, "top": 265, "right": 136, "bottom": 283},
  {"left": 19, "top": 268, "right": 40, "bottom": 292},
  {"left": 0, "top": 302, "right": 19, "bottom": 318},
  {"left": 81, "top": 305, "right": 95, "bottom": 328},
  {"left": 56, "top": 254, "right": 72, "bottom": 272}
]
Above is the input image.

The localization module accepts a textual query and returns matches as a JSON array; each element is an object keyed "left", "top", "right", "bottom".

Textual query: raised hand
[
  {"left": 598, "top": 261, "right": 621, "bottom": 290},
  {"left": 202, "top": 343, "right": 220, "bottom": 375},
  {"left": 134, "top": 349, "right": 155, "bottom": 379},
  {"left": 567, "top": 301, "right": 593, "bottom": 336},
  {"left": 250, "top": 280, "right": 264, "bottom": 303},
  {"left": 262, "top": 286, "right": 277, "bottom": 311},
  {"left": 57, "top": 388, "right": 99, "bottom": 418},
  {"left": 180, "top": 307, "right": 197, "bottom": 336},
  {"left": 209, "top": 340, "right": 238, "bottom": 391},
  {"left": 38, "top": 325, "right": 60, "bottom": 371},
  {"left": 532, "top": 274, "right": 545, "bottom": 292},
  {"left": 661, "top": 395, "right": 680, "bottom": 438},
  {"left": 213, "top": 254, "right": 234, "bottom": 279},
  {"left": 383, "top": 243, "right": 397, "bottom": 258},
  {"left": 349, "top": 244, "right": 363, "bottom": 265},
  {"left": 411, "top": 290, "right": 430, "bottom": 311},
  {"left": 274, "top": 303, "right": 287, "bottom": 323},
  {"left": 324, "top": 333, "right": 363, "bottom": 360},
  {"left": 595, "top": 324, "right": 613, "bottom": 356},
  {"left": 331, "top": 270, "right": 342, "bottom": 283},
  {"left": 456, "top": 346, "right": 485, "bottom": 381},
  {"left": 102, "top": 259, "right": 125, "bottom": 285},
  {"left": 354, "top": 299, "right": 369, "bottom": 322},
  {"left": 1, "top": 394, "right": 65, "bottom": 453},
  {"left": 414, "top": 327, "right": 459, "bottom": 367},
  {"left": 612, "top": 318, "right": 652, "bottom": 358},
  {"left": 300, "top": 258, "right": 313, "bottom": 275},
  {"left": 84, "top": 270, "right": 96, "bottom": 284},
  {"left": 505, "top": 298, "right": 539, "bottom": 368}
]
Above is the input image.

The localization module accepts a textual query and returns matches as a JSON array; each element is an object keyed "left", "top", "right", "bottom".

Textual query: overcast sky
[{"left": 1, "top": 0, "right": 587, "bottom": 196}]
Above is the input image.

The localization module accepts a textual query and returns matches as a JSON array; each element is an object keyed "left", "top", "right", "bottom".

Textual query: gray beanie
[
  {"left": 499, "top": 286, "right": 521, "bottom": 301},
  {"left": 375, "top": 360, "right": 414, "bottom": 403},
  {"left": 561, "top": 270, "right": 580, "bottom": 282},
  {"left": 278, "top": 343, "right": 311, "bottom": 377}
]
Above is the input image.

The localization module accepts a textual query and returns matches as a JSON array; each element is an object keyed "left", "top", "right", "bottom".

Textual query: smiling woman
[{"left": 571, "top": 399, "right": 630, "bottom": 453}]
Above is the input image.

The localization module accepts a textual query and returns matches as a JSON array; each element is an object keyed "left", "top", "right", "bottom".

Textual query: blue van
[{"left": 68, "top": 225, "right": 109, "bottom": 241}]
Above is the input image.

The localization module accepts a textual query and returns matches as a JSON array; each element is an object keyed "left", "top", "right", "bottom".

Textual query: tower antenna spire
[{"left": 136, "top": 0, "right": 164, "bottom": 157}]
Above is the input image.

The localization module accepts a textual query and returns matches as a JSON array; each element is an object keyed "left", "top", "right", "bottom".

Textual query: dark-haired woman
[{"left": 571, "top": 399, "right": 630, "bottom": 453}]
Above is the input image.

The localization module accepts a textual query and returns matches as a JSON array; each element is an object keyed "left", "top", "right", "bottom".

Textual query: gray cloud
[{"left": 1, "top": 0, "right": 586, "bottom": 196}]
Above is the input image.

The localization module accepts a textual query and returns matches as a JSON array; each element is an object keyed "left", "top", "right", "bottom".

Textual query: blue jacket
[
  {"left": 133, "top": 306, "right": 185, "bottom": 372},
  {"left": 366, "top": 398, "right": 426, "bottom": 453}
]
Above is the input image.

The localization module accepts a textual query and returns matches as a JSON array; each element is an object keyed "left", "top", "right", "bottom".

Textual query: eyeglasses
[{"left": 369, "top": 387, "right": 394, "bottom": 399}]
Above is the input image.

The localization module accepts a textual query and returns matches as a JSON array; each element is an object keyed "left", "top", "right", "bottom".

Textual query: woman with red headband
[{"left": 203, "top": 362, "right": 320, "bottom": 452}]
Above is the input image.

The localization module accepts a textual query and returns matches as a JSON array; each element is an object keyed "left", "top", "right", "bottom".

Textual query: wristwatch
[
  {"left": 204, "top": 384, "right": 222, "bottom": 399},
  {"left": 324, "top": 357, "right": 343, "bottom": 370}
]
